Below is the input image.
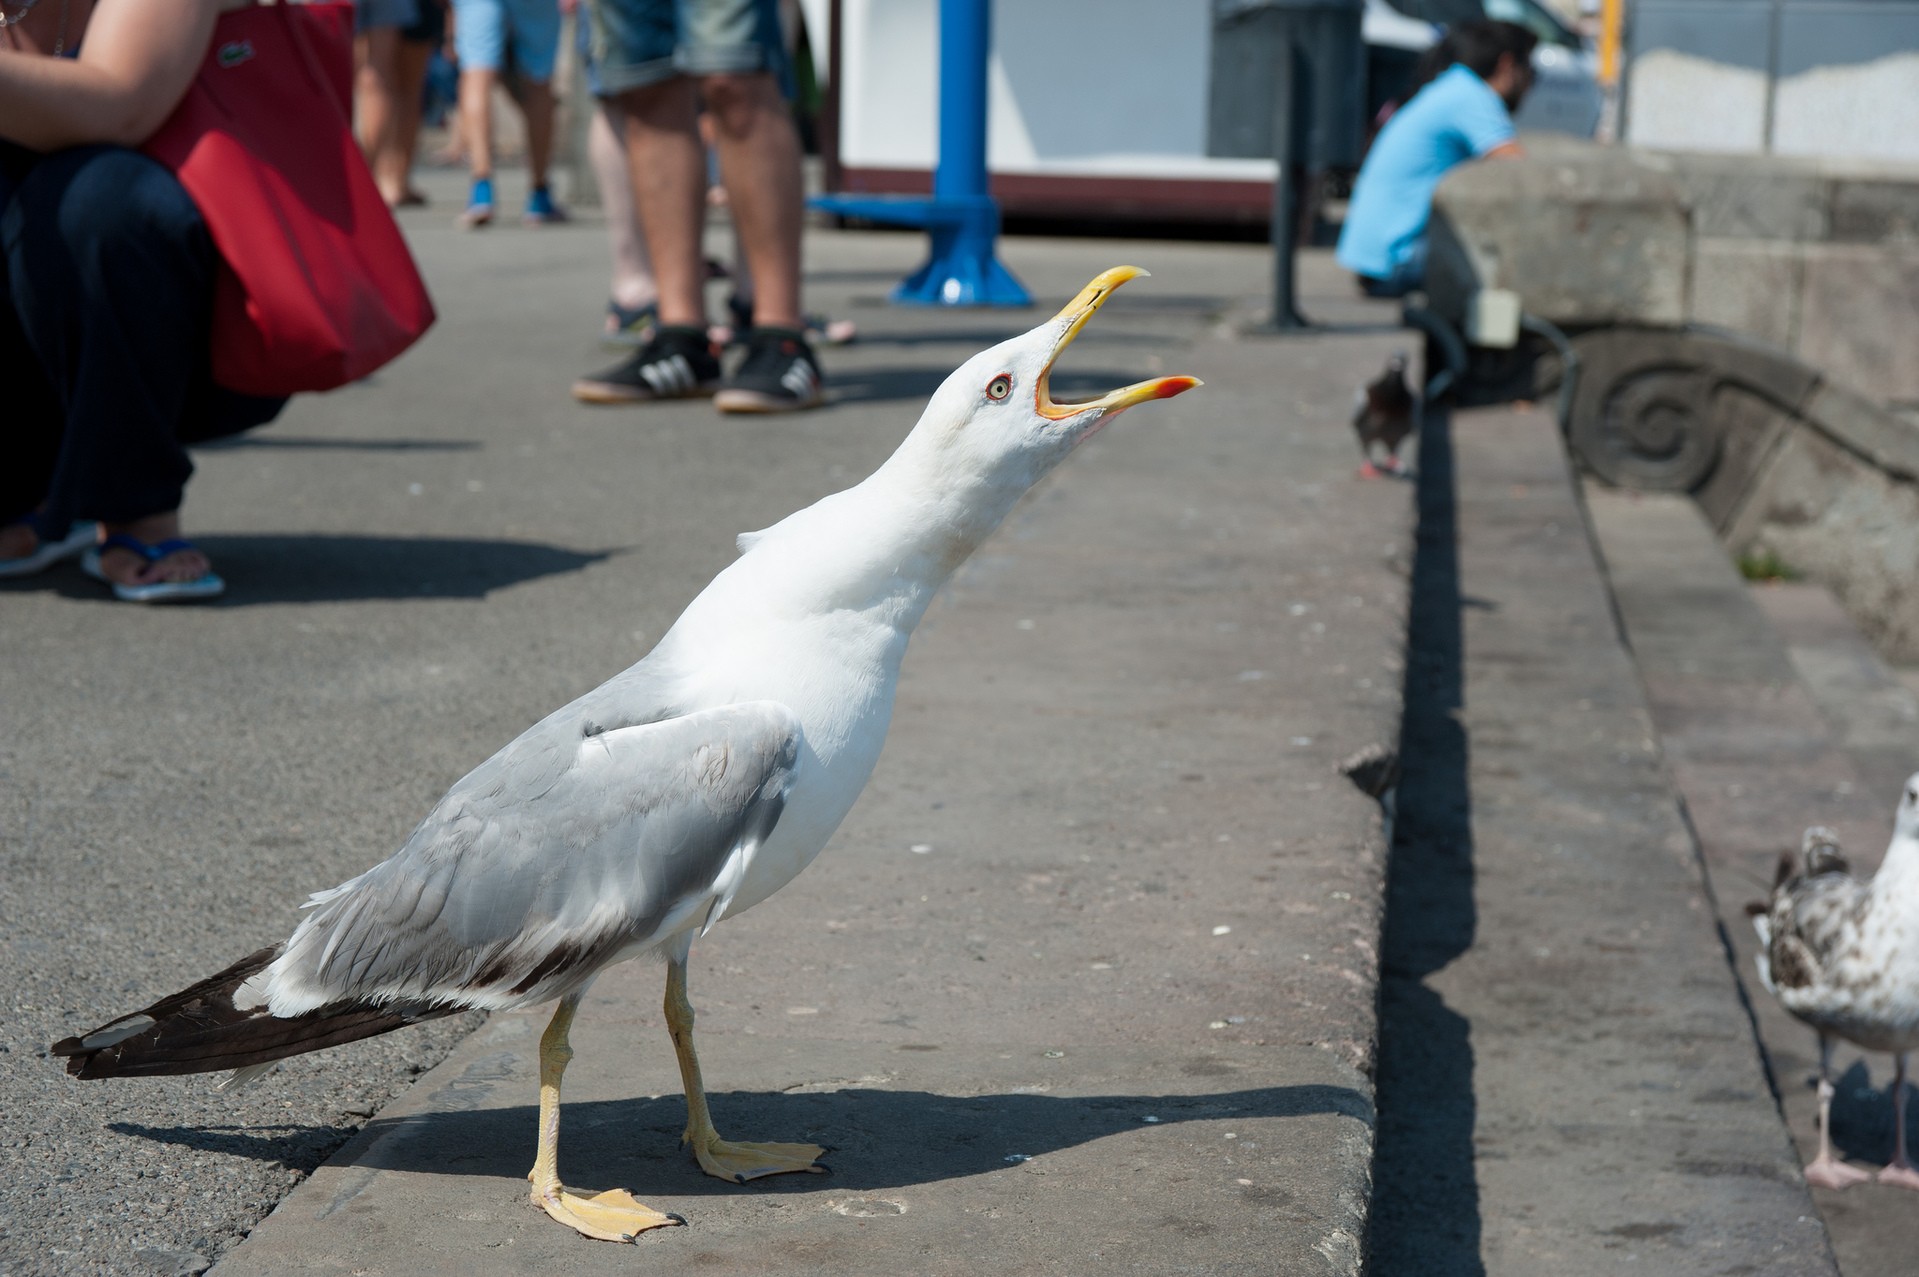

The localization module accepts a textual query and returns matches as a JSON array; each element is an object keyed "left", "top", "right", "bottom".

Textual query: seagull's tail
[{"left": 50, "top": 946, "right": 454, "bottom": 1082}]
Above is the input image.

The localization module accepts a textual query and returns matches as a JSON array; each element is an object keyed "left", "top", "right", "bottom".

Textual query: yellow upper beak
[{"left": 1037, "top": 266, "right": 1202, "bottom": 420}]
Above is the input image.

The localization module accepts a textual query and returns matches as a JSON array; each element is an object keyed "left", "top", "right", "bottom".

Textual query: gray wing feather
[{"left": 266, "top": 695, "right": 801, "bottom": 1013}]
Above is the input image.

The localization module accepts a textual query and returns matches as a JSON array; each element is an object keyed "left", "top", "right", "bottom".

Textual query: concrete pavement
[
  {"left": 1587, "top": 489, "right": 1919, "bottom": 1277},
  {"left": 1366, "top": 405, "right": 1835, "bottom": 1276},
  {"left": 1, "top": 199, "right": 1413, "bottom": 1275}
]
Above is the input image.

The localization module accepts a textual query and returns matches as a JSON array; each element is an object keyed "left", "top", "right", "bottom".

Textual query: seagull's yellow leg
[
  {"left": 527, "top": 994, "right": 684, "bottom": 1241},
  {"left": 665, "top": 956, "right": 826, "bottom": 1183}
]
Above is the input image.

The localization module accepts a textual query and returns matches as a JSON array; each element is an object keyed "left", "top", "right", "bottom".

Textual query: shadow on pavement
[
  {"left": 115, "top": 1083, "right": 1366, "bottom": 1195},
  {"left": 108, "top": 1122, "right": 359, "bottom": 1173},
  {"left": 199, "top": 436, "right": 481, "bottom": 453},
  {"left": 801, "top": 268, "right": 915, "bottom": 286},
  {"left": 1366, "top": 404, "right": 1486, "bottom": 1276},
  {"left": 5, "top": 535, "right": 610, "bottom": 606},
  {"left": 1830, "top": 1058, "right": 1919, "bottom": 1166}
]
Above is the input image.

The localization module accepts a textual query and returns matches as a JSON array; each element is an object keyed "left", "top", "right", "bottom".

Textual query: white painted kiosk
[{"left": 807, "top": 0, "right": 1281, "bottom": 226}]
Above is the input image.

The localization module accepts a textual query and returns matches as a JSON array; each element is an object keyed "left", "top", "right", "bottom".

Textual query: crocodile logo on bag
[{"left": 217, "top": 40, "right": 255, "bottom": 68}]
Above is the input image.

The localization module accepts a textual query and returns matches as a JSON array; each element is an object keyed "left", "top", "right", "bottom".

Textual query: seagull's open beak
[{"left": 1037, "top": 265, "right": 1202, "bottom": 421}]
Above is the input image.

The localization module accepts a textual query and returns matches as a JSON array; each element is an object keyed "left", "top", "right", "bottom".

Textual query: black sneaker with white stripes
[
  {"left": 571, "top": 325, "right": 720, "bottom": 404},
  {"left": 714, "top": 326, "right": 824, "bottom": 413}
]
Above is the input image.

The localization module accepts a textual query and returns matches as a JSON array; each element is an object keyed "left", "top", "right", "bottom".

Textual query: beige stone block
[
  {"left": 1831, "top": 178, "right": 1919, "bottom": 244},
  {"left": 1798, "top": 242, "right": 1919, "bottom": 405},
  {"left": 1667, "top": 155, "right": 1831, "bottom": 241},
  {"left": 1731, "top": 426, "right": 1919, "bottom": 661},
  {"left": 1688, "top": 238, "right": 1804, "bottom": 349},
  {"left": 1429, "top": 146, "right": 1690, "bottom": 327}
]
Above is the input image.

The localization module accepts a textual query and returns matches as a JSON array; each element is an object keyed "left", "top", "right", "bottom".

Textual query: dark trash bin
[{"left": 1208, "top": 0, "right": 1366, "bottom": 328}]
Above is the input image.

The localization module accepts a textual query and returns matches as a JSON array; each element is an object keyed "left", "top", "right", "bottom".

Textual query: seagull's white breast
[{"left": 669, "top": 584, "right": 910, "bottom": 923}]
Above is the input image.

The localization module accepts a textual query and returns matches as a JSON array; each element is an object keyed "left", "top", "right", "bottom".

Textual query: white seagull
[
  {"left": 54, "top": 266, "right": 1199, "bottom": 1242},
  {"left": 1750, "top": 779, "right": 1919, "bottom": 1192}
]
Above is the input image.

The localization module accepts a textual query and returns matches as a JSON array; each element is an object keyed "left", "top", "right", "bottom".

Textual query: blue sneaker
[
  {"left": 524, "top": 186, "right": 568, "bottom": 225},
  {"left": 458, "top": 176, "right": 494, "bottom": 230}
]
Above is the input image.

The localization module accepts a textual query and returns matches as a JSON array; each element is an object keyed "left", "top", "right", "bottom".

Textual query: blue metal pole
[
  {"left": 937, "top": 0, "right": 989, "bottom": 202},
  {"left": 806, "top": 0, "right": 1029, "bottom": 306}
]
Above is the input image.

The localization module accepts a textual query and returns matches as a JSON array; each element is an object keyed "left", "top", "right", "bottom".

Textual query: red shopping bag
[{"left": 143, "top": 1, "right": 435, "bottom": 396}]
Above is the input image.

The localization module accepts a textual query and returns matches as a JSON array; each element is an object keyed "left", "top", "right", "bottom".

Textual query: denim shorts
[
  {"left": 451, "top": 0, "right": 562, "bottom": 80},
  {"left": 355, "top": 0, "right": 421, "bottom": 33},
  {"left": 585, "top": 0, "right": 790, "bottom": 96}
]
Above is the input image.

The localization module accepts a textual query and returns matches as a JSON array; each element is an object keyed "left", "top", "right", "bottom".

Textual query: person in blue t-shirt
[{"left": 1337, "top": 21, "right": 1538, "bottom": 297}]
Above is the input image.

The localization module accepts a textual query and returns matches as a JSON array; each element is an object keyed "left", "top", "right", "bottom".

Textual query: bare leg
[
  {"left": 1806, "top": 1034, "right": 1871, "bottom": 1189},
  {"left": 355, "top": 27, "right": 405, "bottom": 174},
  {"left": 456, "top": 64, "right": 498, "bottom": 219},
  {"left": 1881, "top": 1052, "right": 1919, "bottom": 1189},
  {"left": 664, "top": 955, "right": 825, "bottom": 1182},
  {"left": 519, "top": 78, "right": 557, "bottom": 192},
  {"left": 527, "top": 994, "right": 684, "bottom": 1241},
  {"left": 616, "top": 78, "right": 709, "bottom": 328},
  {"left": 699, "top": 72, "right": 803, "bottom": 330},
  {"left": 459, "top": 66, "right": 496, "bottom": 178},
  {"left": 384, "top": 36, "right": 434, "bottom": 205},
  {"left": 591, "top": 102, "right": 657, "bottom": 314}
]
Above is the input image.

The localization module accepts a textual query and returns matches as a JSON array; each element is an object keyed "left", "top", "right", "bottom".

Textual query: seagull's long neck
[
  {"left": 713, "top": 435, "right": 1043, "bottom": 643},
  {"left": 836, "top": 453, "right": 1033, "bottom": 632}
]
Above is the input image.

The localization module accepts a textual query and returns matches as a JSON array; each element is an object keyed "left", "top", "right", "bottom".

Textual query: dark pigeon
[{"left": 1352, "top": 351, "right": 1415, "bottom": 477}]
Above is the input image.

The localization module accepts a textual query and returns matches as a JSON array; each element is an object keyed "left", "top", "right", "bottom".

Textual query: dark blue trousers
[{"left": 0, "top": 143, "right": 284, "bottom": 538}]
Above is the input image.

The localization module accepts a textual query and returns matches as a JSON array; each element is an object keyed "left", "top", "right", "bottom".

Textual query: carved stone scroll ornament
[{"left": 1570, "top": 364, "right": 1721, "bottom": 492}]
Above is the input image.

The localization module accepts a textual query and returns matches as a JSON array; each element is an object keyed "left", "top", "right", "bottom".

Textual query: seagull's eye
[{"left": 985, "top": 373, "right": 1013, "bottom": 401}]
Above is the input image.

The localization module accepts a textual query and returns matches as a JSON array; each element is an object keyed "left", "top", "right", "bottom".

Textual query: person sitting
[
  {"left": 0, "top": 0, "right": 285, "bottom": 602},
  {"left": 1336, "top": 19, "right": 1536, "bottom": 299}
]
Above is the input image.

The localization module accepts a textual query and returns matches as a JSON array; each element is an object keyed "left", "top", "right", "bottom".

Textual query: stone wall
[
  {"left": 1425, "top": 139, "right": 1919, "bottom": 661},
  {"left": 1429, "top": 137, "right": 1919, "bottom": 411}
]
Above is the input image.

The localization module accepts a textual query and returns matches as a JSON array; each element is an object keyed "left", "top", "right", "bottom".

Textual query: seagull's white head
[
  {"left": 1897, "top": 772, "right": 1919, "bottom": 838},
  {"left": 727, "top": 267, "right": 1200, "bottom": 627},
  {"left": 898, "top": 266, "right": 1200, "bottom": 495}
]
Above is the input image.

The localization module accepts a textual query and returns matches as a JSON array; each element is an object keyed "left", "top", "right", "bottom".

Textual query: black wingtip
[{"left": 52, "top": 944, "right": 456, "bottom": 1080}]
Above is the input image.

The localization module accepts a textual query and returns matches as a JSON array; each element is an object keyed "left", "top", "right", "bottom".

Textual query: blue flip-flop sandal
[
  {"left": 0, "top": 515, "right": 99, "bottom": 579},
  {"left": 81, "top": 534, "right": 225, "bottom": 603}
]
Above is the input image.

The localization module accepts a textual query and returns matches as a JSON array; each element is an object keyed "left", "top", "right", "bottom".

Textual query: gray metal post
[{"left": 1270, "top": 40, "right": 1308, "bottom": 330}]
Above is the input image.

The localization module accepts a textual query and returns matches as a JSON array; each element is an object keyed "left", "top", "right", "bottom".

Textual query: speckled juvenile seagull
[
  {"left": 53, "top": 267, "right": 1199, "bottom": 1242},
  {"left": 1750, "top": 779, "right": 1919, "bottom": 1191}
]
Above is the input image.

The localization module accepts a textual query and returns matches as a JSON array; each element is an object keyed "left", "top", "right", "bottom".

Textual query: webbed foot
[
  {"left": 531, "top": 1182, "right": 685, "bottom": 1242},
  {"left": 686, "top": 1133, "right": 827, "bottom": 1184}
]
